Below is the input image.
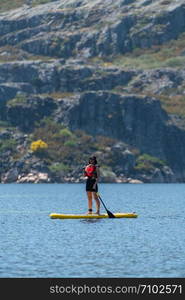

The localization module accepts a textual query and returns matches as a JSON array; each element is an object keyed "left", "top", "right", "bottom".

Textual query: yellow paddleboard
[{"left": 49, "top": 212, "right": 138, "bottom": 219}]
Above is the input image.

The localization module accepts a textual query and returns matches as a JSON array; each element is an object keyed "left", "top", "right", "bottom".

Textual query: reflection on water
[{"left": 80, "top": 218, "right": 103, "bottom": 224}]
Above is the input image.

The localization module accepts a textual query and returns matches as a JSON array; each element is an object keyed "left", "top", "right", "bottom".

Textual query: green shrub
[
  {"left": 49, "top": 162, "right": 70, "bottom": 173},
  {"left": 33, "top": 118, "right": 64, "bottom": 142},
  {"left": 0, "top": 0, "right": 24, "bottom": 12},
  {"left": 135, "top": 153, "right": 166, "bottom": 172},
  {"left": 165, "top": 57, "right": 185, "bottom": 68},
  {"left": 64, "top": 139, "right": 77, "bottom": 147},
  {"left": 7, "top": 95, "right": 27, "bottom": 107},
  {"left": 0, "top": 139, "right": 17, "bottom": 153},
  {"left": 59, "top": 128, "right": 73, "bottom": 138}
]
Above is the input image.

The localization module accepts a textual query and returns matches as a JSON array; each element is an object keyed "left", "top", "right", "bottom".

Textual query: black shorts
[{"left": 86, "top": 178, "right": 98, "bottom": 192}]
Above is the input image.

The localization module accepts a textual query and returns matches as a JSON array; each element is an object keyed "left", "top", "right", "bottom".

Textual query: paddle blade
[
  {"left": 107, "top": 210, "right": 116, "bottom": 218},
  {"left": 96, "top": 193, "right": 115, "bottom": 218}
]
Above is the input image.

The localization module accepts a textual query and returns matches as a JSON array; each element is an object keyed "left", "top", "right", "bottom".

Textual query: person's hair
[{"left": 89, "top": 156, "right": 97, "bottom": 164}]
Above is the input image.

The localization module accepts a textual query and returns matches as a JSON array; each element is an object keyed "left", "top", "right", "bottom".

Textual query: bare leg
[
  {"left": 87, "top": 191, "right": 93, "bottom": 213},
  {"left": 93, "top": 192, "right": 100, "bottom": 214}
]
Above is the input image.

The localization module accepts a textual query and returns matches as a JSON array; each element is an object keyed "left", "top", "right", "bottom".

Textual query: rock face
[
  {"left": 66, "top": 92, "right": 168, "bottom": 158},
  {"left": 55, "top": 91, "right": 185, "bottom": 180},
  {"left": 1, "top": 0, "right": 185, "bottom": 182},
  {"left": 5, "top": 95, "right": 57, "bottom": 132},
  {"left": 17, "top": 172, "right": 51, "bottom": 183},
  {"left": 0, "top": 0, "right": 185, "bottom": 58}
]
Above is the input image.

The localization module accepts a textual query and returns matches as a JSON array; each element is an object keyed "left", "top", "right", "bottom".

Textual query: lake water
[{"left": 0, "top": 183, "right": 185, "bottom": 278}]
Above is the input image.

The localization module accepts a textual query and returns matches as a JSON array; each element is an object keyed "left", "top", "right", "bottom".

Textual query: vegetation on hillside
[
  {"left": 0, "top": 0, "right": 24, "bottom": 12},
  {"left": 149, "top": 94, "right": 185, "bottom": 117},
  {"left": 134, "top": 154, "right": 166, "bottom": 173},
  {"left": 91, "top": 32, "right": 185, "bottom": 70},
  {"left": 0, "top": 115, "right": 173, "bottom": 182},
  {"left": 89, "top": 31, "right": 185, "bottom": 118},
  {"left": 0, "top": 0, "right": 54, "bottom": 12},
  {"left": 30, "top": 118, "right": 117, "bottom": 167},
  {"left": 29, "top": 118, "right": 167, "bottom": 177}
]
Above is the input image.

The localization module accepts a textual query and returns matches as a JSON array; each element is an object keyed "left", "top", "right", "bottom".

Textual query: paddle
[{"left": 96, "top": 192, "right": 115, "bottom": 218}]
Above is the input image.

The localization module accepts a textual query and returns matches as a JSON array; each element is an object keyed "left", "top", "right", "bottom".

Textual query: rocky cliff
[{"left": 1, "top": 0, "right": 185, "bottom": 183}]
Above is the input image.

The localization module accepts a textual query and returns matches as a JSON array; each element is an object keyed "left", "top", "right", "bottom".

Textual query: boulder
[
  {"left": 17, "top": 172, "right": 50, "bottom": 183},
  {"left": 1, "top": 168, "right": 19, "bottom": 183},
  {"left": 6, "top": 95, "right": 57, "bottom": 132},
  {"left": 100, "top": 167, "right": 117, "bottom": 183},
  {"left": 0, "top": 130, "right": 11, "bottom": 140},
  {"left": 128, "top": 178, "right": 143, "bottom": 184}
]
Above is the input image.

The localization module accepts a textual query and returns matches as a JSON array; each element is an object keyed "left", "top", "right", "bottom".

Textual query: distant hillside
[{"left": 1, "top": 0, "right": 185, "bottom": 183}]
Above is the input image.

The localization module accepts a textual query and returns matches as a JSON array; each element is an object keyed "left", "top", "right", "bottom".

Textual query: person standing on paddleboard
[{"left": 83, "top": 156, "right": 100, "bottom": 215}]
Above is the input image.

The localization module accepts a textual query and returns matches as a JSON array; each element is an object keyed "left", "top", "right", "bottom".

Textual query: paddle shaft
[
  {"left": 96, "top": 193, "right": 115, "bottom": 218},
  {"left": 97, "top": 194, "right": 108, "bottom": 210}
]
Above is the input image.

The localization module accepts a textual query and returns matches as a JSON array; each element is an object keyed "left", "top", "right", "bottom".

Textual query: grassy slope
[
  {"left": 0, "top": 0, "right": 25, "bottom": 12},
  {"left": 100, "top": 33, "right": 185, "bottom": 117},
  {"left": 0, "top": 0, "right": 53, "bottom": 12},
  {"left": 112, "top": 33, "right": 185, "bottom": 70}
]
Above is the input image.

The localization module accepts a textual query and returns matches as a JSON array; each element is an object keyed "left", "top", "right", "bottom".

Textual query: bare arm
[
  {"left": 83, "top": 166, "right": 87, "bottom": 178},
  {"left": 96, "top": 166, "right": 100, "bottom": 182}
]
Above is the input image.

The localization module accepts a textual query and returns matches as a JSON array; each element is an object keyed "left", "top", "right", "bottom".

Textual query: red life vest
[{"left": 84, "top": 164, "right": 97, "bottom": 178}]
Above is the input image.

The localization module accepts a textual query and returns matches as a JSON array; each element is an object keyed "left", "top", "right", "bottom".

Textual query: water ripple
[{"left": 0, "top": 183, "right": 185, "bottom": 277}]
